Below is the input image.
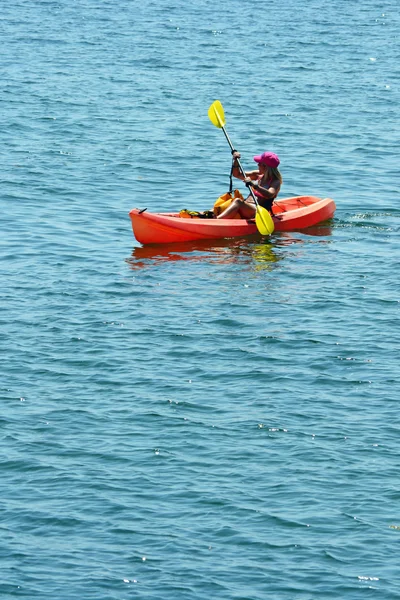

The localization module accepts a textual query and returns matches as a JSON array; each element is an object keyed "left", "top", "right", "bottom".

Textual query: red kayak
[{"left": 129, "top": 196, "right": 336, "bottom": 245}]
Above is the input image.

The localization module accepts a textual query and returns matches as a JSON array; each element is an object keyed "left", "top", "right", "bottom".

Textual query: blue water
[{"left": 2, "top": 0, "right": 400, "bottom": 598}]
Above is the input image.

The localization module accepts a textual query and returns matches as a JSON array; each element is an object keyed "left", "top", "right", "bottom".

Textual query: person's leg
[
  {"left": 216, "top": 198, "right": 243, "bottom": 219},
  {"left": 237, "top": 200, "right": 257, "bottom": 219},
  {"left": 217, "top": 197, "right": 257, "bottom": 220}
]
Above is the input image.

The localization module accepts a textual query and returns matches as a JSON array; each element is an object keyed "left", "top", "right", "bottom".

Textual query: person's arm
[
  {"left": 231, "top": 152, "right": 258, "bottom": 181},
  {"left": 248, "top": 180, "right": 280, "bottom": 199},
  {"left": 246, "top": 178, "right": 280, "bottom": 199}
]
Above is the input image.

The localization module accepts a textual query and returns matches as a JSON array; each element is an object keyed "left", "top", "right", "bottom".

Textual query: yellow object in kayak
[{"left": 213, "top": 190, "right": 244, "bottom": 217}]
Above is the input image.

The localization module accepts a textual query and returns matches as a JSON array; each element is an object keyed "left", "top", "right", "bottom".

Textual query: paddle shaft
[
  {"left": 219, "top": 125, "right": 261, "bottom": 208},
  {"left": 208, "top": 100, "right": 274, "bottom": 234}
]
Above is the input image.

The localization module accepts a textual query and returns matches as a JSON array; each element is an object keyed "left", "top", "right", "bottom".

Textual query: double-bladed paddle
[{"left": 208, "top": 100, "right": 274, "bottom": 235}]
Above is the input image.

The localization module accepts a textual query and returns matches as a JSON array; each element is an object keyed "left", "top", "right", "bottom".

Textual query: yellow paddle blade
[
  {"left": 255, "top": 206, "right": 275, "bottom": 235},
  {"left": 208, "top": 100, "right": 225, "bottom": 128}
]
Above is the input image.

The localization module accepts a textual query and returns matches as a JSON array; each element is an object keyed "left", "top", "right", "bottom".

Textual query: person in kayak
[{"left": 216, "top": 151, "right": 282, "bottom": 219}]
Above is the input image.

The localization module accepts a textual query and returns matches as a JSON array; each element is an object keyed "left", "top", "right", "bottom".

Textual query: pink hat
[{"left": 253, "top": 151, "right": 280, "bottom": 168}]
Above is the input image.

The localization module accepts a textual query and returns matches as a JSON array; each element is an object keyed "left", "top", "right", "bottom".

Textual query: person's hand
[
  {"left": 232, "top": 151, "right": 241, "bottom": 160},
  {"left": 244, "top": 178, "right": 255, "bottom": 188}
]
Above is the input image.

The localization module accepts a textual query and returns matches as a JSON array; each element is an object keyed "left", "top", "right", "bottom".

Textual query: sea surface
[{"left": 1, "top": 0, "right": 400, "bottom": 598}]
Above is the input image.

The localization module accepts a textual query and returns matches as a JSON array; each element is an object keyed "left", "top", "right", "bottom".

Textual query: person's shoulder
[{"left": 269, "top": 178, "right": 281, "bottom": 193}]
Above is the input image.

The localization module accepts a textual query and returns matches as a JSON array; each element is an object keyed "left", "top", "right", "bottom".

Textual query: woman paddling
[{"left": 217, "top": 151, "right": 282, "bottom": 219}]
